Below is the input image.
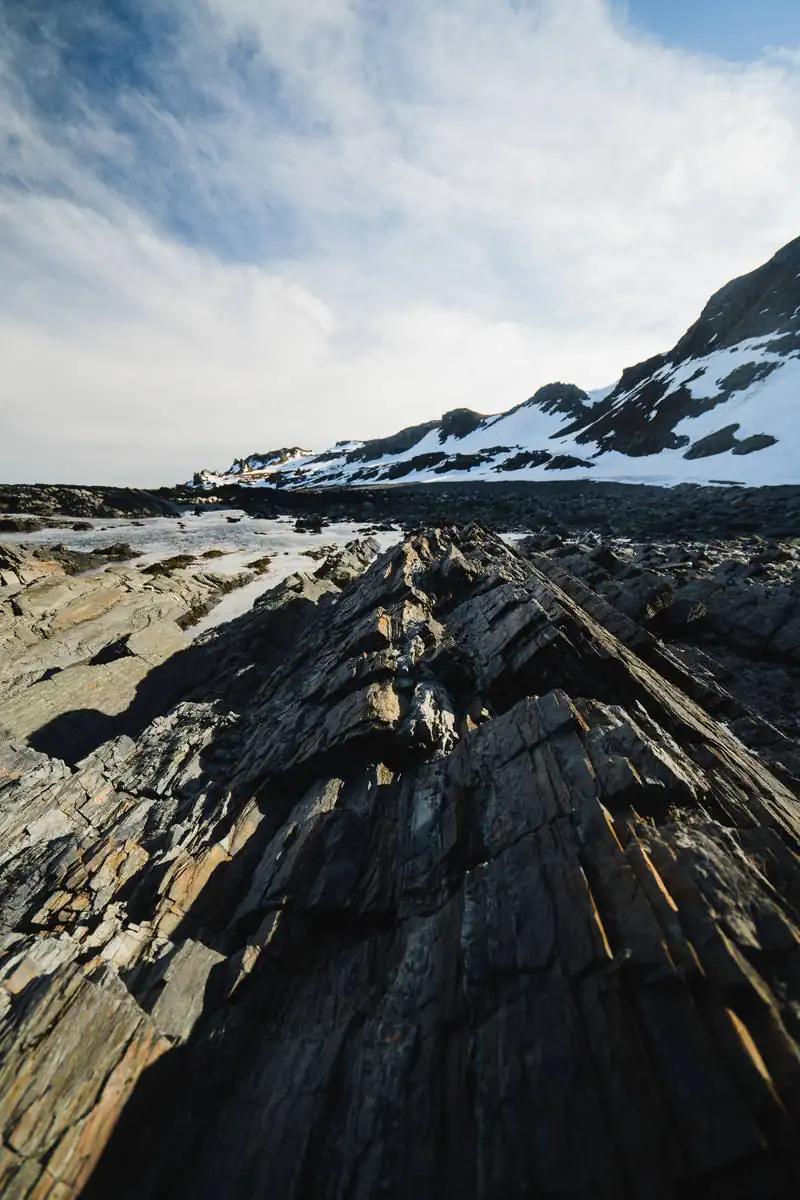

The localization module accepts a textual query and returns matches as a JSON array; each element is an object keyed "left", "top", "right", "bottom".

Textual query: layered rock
[
  {"left": 0, "top": 542, "right": 249, "bottom": 759},
  {"left": 520, "top": 532, "right": 800, "bottom": 781},
  {"left": 2, "top": 528, "right": 800, "bottom": 1197}
]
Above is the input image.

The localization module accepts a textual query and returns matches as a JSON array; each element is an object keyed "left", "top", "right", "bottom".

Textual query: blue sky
[
  {"left": 1, "top": 0, "right": 800, "bottom": 484},
  {"left": 623, "top": 0, "right": 800, "bottom": 62}
]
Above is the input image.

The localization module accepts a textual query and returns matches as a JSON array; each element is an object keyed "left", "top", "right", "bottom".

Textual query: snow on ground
[
  {"left": 648, "top": 336, "right": 785, "bottom": 402},
  {"left": 193, "top": 336, "right": 800, "bottom": 491},
  {"left": 5, "top": 511, "right": 401, "bottom": 632}
]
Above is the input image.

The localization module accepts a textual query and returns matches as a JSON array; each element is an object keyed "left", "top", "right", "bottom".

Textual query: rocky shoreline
[
  {"left": 5, "top": 478, "right": 800, "bottom": 541},
  {"left": 2, "top": 518, "right": 800, "bottom": 1196},
  {"left": 182, "top": 478, "right": 800, "bottom": 541}
]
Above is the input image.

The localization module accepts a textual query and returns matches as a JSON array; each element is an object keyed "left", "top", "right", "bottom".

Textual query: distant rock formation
[
  {"left": 559, "top": 234, "right": 800, "bottom": 458},
  {"left": 0, "top": 485, "right": 182, "bottom": 519},
  {"left": 193, "top": 447, "right": 312, "bottom": 487}
]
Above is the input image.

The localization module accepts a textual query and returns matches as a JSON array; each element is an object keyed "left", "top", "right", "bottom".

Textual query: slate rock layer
[{"left": 2, "top": 528, "right": 800, "bottom": 1198}]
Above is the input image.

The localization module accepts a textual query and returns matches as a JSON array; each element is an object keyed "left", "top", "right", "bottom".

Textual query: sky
[
  {"left": 1, "top": 0, "right": 799, "bottom": 486},
  {"left": 622, "top": 0, "right": 800, "bottom": 62}
]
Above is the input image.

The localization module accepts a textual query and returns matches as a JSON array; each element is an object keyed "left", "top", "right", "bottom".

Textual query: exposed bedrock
[
  {"left": 520, "top": 532, "right": 800, "bottom": 780},
  {"left": 0, "top": 541, "right": 251, "bottom": 761},
  {"left": 2, "top": 528, "right": 800, "bottom": 1197}
]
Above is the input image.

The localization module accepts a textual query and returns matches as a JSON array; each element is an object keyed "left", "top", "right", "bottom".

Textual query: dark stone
[
  {"left": 495, "top": 450, "right": 552, "bottom": 471},
  {"left": 142, "top": 554, "right": 196, "bottom": 575},
  {"left": 434, "top": 453, "right": 495, "bottom": 473},
  {"left": 733, "top": 433, "right": 779, "bottom": 455},
  {"left": 545, "top": 454, "right": 596, "bottom": 470},
  {"left": 0, "top": 517, "right": 45, "bottom": 532},
  {"left": 683, "top": 424, "right": 741, "bottom": 459},
  {"left": 384, "top": 452, "right": 447, "bottom": 479},
  {"left": 438, "top": 407, "right": 486, "bottom": 440},
  {"left": 294, "top": 515, "right": 326, "bottom": 533}
]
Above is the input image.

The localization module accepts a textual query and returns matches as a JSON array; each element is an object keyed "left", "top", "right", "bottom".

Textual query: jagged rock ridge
[
  {"left": 559, "top": 233, "right": 800, "bottom": 459},
  {"left": 193, "top": 447, "right": 310, "bottom": 486},
  {"left": 2, "top": 527, "right": 800, "bottom": 1196}
]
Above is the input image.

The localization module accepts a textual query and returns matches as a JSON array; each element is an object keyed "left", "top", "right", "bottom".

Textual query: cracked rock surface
[
  {"left": 520, "top": 531, "right": 800, "bottom": 781},
  {"left": 2, "top": 526, "right": 800, "bottom": 1198}
]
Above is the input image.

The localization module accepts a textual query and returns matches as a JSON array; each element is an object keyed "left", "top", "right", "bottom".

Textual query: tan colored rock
[
  {"left": 12, "top": 578, "right": 101, "bottom": 621},
  {"left": 0, "top": 965, "right": 169, "bottom": 1195},
  {"left": 0, "top": 658, "right": 150, "bottom": 740},
  {"left": 125, "top": 620, "right": 188, "bottom": 666},
  {"left": 48, "top": 586, "right": 123, "bottom": 632}
]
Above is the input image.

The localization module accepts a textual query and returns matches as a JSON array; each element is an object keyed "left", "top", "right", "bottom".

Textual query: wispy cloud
[{"left": 1, "top": 0, "right": 799, "bottom": 483}]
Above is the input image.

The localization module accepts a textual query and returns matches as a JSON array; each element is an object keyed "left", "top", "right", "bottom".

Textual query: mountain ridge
[{"left": 192, "top": 235, "right": 800, "bottom": 490}]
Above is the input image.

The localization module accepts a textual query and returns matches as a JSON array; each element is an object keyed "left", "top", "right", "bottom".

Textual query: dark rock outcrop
[
  {"left": 438, "top": 407, "right": 487, "bottom": 440},
  {"left": 684, "top": 424, "right": 779, "bottom": 460},
  {"left": 559, "top": 235, "right": 800, "bottom": 458},
  {"left": 494, "top": 449, "right": 553, "bottom": 470},
  {"left": 519, "top": 531, "right": 800, "bottom": 781},
  {"left": 2, "top": 527, "right": 800, "bottom": 1197},
  {"left": 0, "top": 517, "right": 47, "bottom": 533},
  {"left": 545, "top": 453, "right": 596, "bottom": 470},
  {"left": 345, "top": 420, "right": 440, "bottom": 463},
  {"left": 523, "top": 381, "right": 593, "bottom": 420},
  {"left": 0, "top": 485, "right": 181, "bottom": 520}
]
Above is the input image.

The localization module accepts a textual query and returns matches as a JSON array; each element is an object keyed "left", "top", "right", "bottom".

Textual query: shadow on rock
[{"left": 26, "top": 583, "right": 327, "bottom": 764}]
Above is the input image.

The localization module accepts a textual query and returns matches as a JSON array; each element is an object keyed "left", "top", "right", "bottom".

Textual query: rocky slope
[
  {"left": 2, "top": 527, "right": 800, "bottom": 1196},
  {"left": 194, "top": 235, "right": 800, "bottom": 490}
]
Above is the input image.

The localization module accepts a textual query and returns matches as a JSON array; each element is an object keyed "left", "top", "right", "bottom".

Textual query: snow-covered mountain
[
  {"left": 192, "top": 447, "right": 311, "bottom": 486},
  {"left": 193, "top": 235, "right": 800, "bottom": 490}
]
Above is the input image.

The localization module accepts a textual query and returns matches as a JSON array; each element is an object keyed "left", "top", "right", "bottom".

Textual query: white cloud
[{"left": 1, "top": 0, "right": 799, "bottom": 484}]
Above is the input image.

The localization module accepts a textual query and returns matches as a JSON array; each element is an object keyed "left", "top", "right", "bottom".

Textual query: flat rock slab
[
  {"left": 12, "top": 577, "right": 118, "bottom": 622},
  {"left": 48, "top": 585, "right": 124, "bottom": 632},
  {"left": 125, "top": 620, "right": 188, "bottom": 667},
  {"left": 0, "top": 658, "right": 151, "bottom": 739},
  {"left": 0, "top": 544, "right": 250, "bottom": 726}
]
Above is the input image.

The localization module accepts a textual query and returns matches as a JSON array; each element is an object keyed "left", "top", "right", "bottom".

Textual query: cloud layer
[{"left": 2, "top": 0, "right": 799, "bottom": 484}]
